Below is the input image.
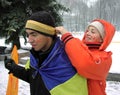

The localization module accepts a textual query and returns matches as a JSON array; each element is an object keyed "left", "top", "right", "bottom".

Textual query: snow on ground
[
  {"left": 0, "top": 61, "right": 120, "bottom": 95},
  {"left": 0, "top": 32, "right": 120, "bottom": 95},
  {"left": 0, "top": 61, "right": 30, "bottom": 95},
  {"left": 106, "top": 81, "right": 120, "bottom": 95}
]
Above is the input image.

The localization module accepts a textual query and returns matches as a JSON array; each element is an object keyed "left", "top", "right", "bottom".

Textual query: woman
[{"left": 55, "top": 19, "right": 116, "bottom": 95}]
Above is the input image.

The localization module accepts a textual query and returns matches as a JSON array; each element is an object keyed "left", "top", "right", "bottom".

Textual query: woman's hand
[{"left": 55, "top": 26, "right": 69, "bottom": 35}]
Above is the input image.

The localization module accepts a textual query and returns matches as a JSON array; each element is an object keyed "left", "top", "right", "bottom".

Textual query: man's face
[{"left": 26, "top": 29, "right": 52, "bottom": 51}]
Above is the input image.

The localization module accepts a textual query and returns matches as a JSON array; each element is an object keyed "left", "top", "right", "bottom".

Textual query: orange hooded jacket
[{"left": 61, "top": 19, "right": 116, "bottom": 95}]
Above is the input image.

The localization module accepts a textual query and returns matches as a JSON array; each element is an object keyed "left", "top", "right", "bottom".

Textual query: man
[{"left": 4, "top": 11, "right": 88, "bottom": 95}]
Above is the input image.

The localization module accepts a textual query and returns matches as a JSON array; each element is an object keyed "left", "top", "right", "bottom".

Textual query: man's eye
[{"left": 32, "top": 34, "right": 37, "bottom": 36}]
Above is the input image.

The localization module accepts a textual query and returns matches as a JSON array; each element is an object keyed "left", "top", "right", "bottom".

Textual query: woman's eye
[
  {"left": 91, "top": 31, "right": 94, "bottom": 33},
  {"left": 91, "top": 29, "right": 96, "bottom": 34}
]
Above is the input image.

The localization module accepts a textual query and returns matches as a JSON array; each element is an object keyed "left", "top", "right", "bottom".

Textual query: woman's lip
[
  {"left": 86, "top": 36, "right": 92, "bottom": 39},
  {"left": 85, "top": 37, "right": 90, "bottom": 40}
]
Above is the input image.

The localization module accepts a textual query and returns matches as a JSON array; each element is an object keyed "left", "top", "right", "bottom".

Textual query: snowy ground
[{"left": 0, "top": 32, "right": 120, "bottom": 95}]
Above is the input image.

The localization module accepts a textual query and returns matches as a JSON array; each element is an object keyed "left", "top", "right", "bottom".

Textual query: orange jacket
[{"left": 61, "top": 19, "right": 115, "bottom": 95}]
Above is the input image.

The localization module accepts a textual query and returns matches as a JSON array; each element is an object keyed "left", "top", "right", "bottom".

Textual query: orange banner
[{"left": 6, "top": 45, "right": 19, "bottom": 95}]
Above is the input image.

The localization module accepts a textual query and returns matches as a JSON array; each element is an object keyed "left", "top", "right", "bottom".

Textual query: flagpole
[{"left": 6, "top": 45, "right": 19, "bottom": 95}]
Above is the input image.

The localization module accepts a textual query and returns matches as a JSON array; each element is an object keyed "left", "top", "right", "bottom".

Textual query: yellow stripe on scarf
[{"left": 25, "top": 20, "right": 55, "bottom": 36}]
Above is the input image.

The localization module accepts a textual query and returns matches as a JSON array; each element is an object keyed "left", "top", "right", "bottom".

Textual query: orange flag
[{"left": 6, "top": 45, "right": 19, "bottom": 95}]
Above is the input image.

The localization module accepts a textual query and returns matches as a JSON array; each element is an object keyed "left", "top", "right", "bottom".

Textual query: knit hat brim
[{"left": 25, "top": 20, "right": 55, "bottom": 36}]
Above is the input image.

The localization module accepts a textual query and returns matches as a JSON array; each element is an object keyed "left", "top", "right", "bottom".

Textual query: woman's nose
[{"left": 86, "top": 31, "right": 90, "bottom": 35}]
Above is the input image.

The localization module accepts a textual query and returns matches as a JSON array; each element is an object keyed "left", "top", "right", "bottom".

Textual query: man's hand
[{"left": 4, "top": 56, "right": 17, "bottom": 72}]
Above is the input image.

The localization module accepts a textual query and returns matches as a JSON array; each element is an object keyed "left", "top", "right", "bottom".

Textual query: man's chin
[{"left": 33, "top": 48, "right": 39, "bottom": 51}]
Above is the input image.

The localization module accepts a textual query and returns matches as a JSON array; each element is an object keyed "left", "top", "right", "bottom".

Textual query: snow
[
  {"left": 0, "top": 32, "right": 120, "bottom": 95},
  {"left": 0, "top": 62, "right": 30, "bottom": 95}
]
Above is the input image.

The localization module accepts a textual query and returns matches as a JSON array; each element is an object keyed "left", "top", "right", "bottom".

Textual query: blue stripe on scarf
[{"left": 30, "top": 38, "right": 76, "bottom": 90}]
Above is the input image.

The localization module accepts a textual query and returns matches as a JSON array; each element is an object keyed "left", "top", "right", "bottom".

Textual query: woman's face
[
  {"left": 84, "top": 26, "right": 103, "bottom": 43},
  {"left": 26, "top": 29, "right": 52, "bottom": 51}
]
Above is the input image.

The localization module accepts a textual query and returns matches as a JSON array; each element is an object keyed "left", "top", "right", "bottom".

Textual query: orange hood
[{"left": 82, "top": 19, "right": 116, "bottom": 50}]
